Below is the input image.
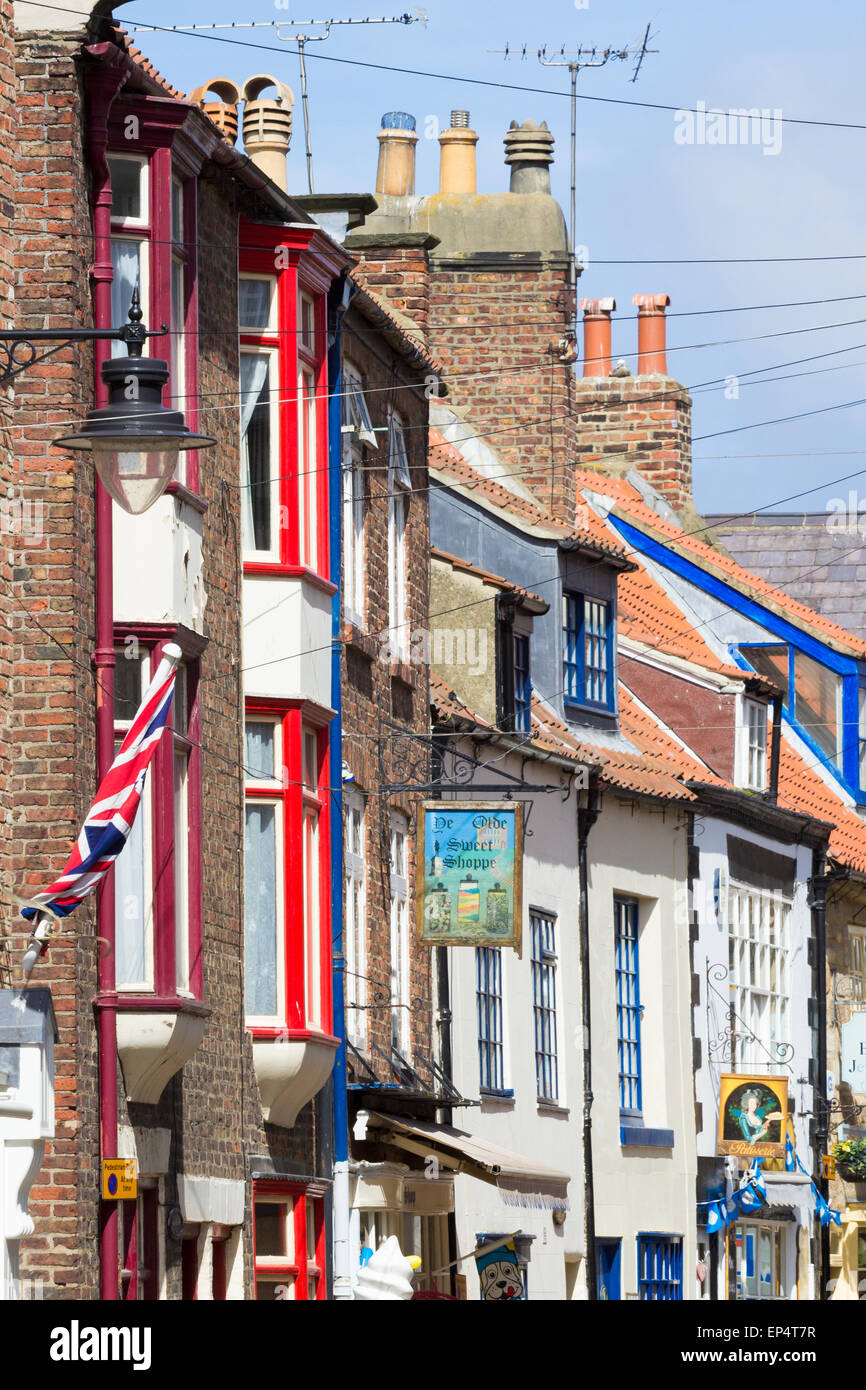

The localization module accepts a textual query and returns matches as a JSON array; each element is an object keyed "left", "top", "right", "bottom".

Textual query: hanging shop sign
[
  {"left": 475, "top": 1239, "right": 525, "bottom": 1301},
  {"left": 415, "top": 801, "right": 523, "bottom": 952},
  {"left": 841, "top": 1009, "right": 866, "bottom": 1093},
  {"left": 717, "top": 1074, "right": 789, "bottom": 1159}
]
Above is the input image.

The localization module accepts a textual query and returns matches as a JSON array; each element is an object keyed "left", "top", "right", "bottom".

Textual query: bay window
[
  {"left": 112, "top": 633, "right": 203, "bottom": 1001},
  {"left": 727, "top": 883, "right": 791, "bottom": 1069},
  {"left": 563, "top": 592, "right": 614, "bottom": 713},
  {"left": 244, "top": 704, "right": 332, "bottom": 1035},
  {"left": 253, "top": 1181, "right": 326, "bottom": 1300},
  {"left": 107, "top": 139, "right": 199, "bottom": 492},
  {"left": 238, "top": 241, "right": 331, "bottom": 580}
]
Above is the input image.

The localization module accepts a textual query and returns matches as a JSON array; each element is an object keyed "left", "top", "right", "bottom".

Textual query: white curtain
[
  {"left": 111, "top": 239, "right": 141, "bottom": 330},
  {"left": 239, "top": 353, "right": 271, "bottom": 552},
  {"left": 244, "top": 720, "right": 274, "bottom": 780},
  {"left": 244, "top": 803, "right": 278, "bottom": 1017}
]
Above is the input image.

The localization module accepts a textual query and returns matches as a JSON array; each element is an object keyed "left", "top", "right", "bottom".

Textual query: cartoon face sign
[{"left": 478, "top": 1256, "right": 523, "bottom": 1301}]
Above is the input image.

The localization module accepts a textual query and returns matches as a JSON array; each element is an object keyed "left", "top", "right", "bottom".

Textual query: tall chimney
[
  {"left": 633, "top": 293, "right": 670, "bottom": 374},
  {"left": 438, "top": 110, "right": 478, "bottom": 195},
  {"left": 376, "top": 112, "right": 418, "bottom": 197},
  {"left": 579, "top": 298, "right": 616, "bottom": 377},
  {"left": 241, "top": 75, "right": 294, "bottom": 191},
  {"left": 189, "top": 78, "right": 241, "bottom": 145},
  {"left": 504, "top": 119, "right": 554, "bottom": 194}
]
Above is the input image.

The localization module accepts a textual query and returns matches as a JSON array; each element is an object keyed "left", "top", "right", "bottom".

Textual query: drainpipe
[
  {"left": 577, "top": 783, "right": 599, "bottom": 1300},
  {"left": 327, "top": 276, "right": 352, "bottom": 1299},
  {"left": 810, "top": 847, "right": 830, "bottom": 1300},
  {"left": 84, "top": 50, "right": 127, "bottom": 1303},
  {"left": 430, "top": 736, "right": 459, "bottom": 1294}
]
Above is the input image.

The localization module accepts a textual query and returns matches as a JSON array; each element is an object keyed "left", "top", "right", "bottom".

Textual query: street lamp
[
  {"left": 53, "top": 292, "right": 215, "bottom": 513},
  {"left": 1, "top": 290, "right": 215, "bottom": 514}
]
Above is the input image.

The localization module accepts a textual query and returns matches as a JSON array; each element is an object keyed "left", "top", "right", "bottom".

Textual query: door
[{"left": 597, "top": 1239, "right": 621, "bottom": 1301}]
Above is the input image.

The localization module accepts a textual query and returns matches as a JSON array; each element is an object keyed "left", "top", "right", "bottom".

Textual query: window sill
[
  {"left": 479, "top": 1088, "right": 515, "bottom": 1108},
  {"left": 538, "top": 1100, "right": 570, "bottom": 1117},
  {"left": 564, "top": 698, "right": 616, "bottom": 721},
  {"left": 250, "top": 1030, "right": 339, "bottom": 1128},
  {"left": 165, "top": 480, "right": 208, "bottom": 516},
  {"left": 619, "top": 1124, "right": 675, "bottom": 1150},
  {"left": 243, "top": 562, "right": 338, "bottom": 596},
  {"left": 343, "top": 623, "right": 379, "bottom": 662},
  {"left": 96, "top": 996, "right": 212, "bottom": 1106}
]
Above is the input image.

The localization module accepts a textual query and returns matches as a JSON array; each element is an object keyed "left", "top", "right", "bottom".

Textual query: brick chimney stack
[{"left": 571, "top": 293, "right": 694, "bottom": 518}]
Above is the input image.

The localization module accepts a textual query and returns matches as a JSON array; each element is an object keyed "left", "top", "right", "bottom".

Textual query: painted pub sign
[
  {"left": 717, "top": 1074, "right": 789, "bottom": 1159},
  {"left": 415, "top": 801, "right": 523, "bottom": 953}
]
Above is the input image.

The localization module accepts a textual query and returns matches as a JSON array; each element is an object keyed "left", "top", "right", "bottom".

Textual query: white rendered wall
[
  {"left": 242, "top": 575, "right": 332, "bottom": 706},
  {"left": 112, "top": 495, "right": 205, "bottom": 633}
]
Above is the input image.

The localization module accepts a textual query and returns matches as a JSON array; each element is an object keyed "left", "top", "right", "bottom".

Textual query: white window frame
[
  {"left": 387, "top": 410, "right": 410, "bottom": 664},
  {"left": 732, "top": 1220, "right": 787, "bottom": 1301},
  {"left": 738, "top": 697, "right": 768, "bottom": 792},
  {"left": 727, "top": 882, "right": 791, "bottom": 1069},
  {"left": 851, "top": 925, "right": 866, "bottom": 1002},
  {"left": 240, "top": 345, "right": 280, "bottom": 562},
  {"left": 341, "top": 368, "right": 367, "bottom": 627},
  {"left": 239, "top": 272, "right": 277, "bottom": 334},
  {"left": 108, "top": 153, "right": 149, "bottom": 227},
  {"left": 244, "top": 717, "right": 287, "bottom": 1026},
  {"left": 389, "top": 811, "right": 410, "bottom": 1055},
  {"left": 297, "top": 360, "right": 318, "bottom": 570},
  {"left": 114, "top": 652, "right": 155, "bottom": 992},
  {"left": 302, "top": 726, "right": 322, "bottom": 1031},
  {"left": 344, "top": 788, "right": 367, "bottom": 1048}
]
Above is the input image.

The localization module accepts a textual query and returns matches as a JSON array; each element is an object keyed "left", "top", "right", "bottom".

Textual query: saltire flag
[
  {"left": 705, "top": 1202, "right": 724, "bottom": 1234},
  {"left": 21, "top": 643, "right": 182, "bottom": 924},
  {"left": 785, "top": 1137, "right": 797, "bottom": 1172}
]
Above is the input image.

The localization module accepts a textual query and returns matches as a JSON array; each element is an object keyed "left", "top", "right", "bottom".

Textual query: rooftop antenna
[
  {"left": 129, "top": 13, "right": 428, "bottom": 196},
  {"left": 276, "top": 13, "right": 428, "bottom": 194},
  {"left": 491, "top": 29, "right": 657, "bottom": 295}
]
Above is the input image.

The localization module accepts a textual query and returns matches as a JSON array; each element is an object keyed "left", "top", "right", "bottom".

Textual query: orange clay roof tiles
[
  {"left": 777, "top": 738, "right": 866, "bottom": 874},
  {"left": 575, "top": 467, "right": 866, "bottom": 660}
]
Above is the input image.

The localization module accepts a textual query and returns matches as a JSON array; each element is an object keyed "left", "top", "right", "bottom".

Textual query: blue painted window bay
[
  {"left": 476, "top": 947, "right": 505, "bottom": 1092},
  {"left": 637, "top": 1235, "right": 683, "bottom": 1300},
  {"left": 563, "top": 593, "right": 614, "bottom": 712}
]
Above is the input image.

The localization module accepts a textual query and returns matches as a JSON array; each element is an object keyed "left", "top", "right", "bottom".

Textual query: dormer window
[
  {"left": 563, "top": 593, "right": 614, "bottom": 713},
  {"left": 742, "top": 698, "right": 768, "bottom": 792}
]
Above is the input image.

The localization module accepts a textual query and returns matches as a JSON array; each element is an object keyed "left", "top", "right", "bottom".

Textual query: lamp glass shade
[{"left": 90, "top": 438, "right": 181, "bottom": 515}]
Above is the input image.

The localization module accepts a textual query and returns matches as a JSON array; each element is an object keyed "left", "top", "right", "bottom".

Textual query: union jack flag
[{"left": 22, "top": 643, "right": 182, "bottom": 923}]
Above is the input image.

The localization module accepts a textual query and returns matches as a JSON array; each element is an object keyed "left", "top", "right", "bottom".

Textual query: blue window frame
[
  {"left": 476, "top": 947, "right": 505, "bottom": 1091},
  {"left": 637, "top": 1234, "right": 683, "bottom": 1300},
  {"left": 563, "top": 593, "right": 614, "bottom": 712},
  {"left": 512, "top": 631, "right": 531, "bottom": 734},
  {"left": 615, "top": 895, "right": 642, "bottom": 1116},
  {"left": 531, "top": 910, "right": 558, "bottom": 1102}
]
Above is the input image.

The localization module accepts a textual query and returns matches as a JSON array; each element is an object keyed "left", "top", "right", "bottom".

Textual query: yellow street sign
[
  {"left": 102, "top": 1158, "right": 137, "bottom": 1200},
  {"left": 822, "top": 1154, "right": 836, "bottom": 1180}
]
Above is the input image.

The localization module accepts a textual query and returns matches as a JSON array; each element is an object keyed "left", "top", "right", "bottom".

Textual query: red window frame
[
  {"left": 107, "top": 98, "right": 201, "bottom": 497},
  {"left": 252, "top": 1180, "right": 327, "bottom": 1301},
  {"left": 112, "top": 624, "right": 204, "bottom": 1003},
  {"left": 239, "top": 220, "right": 335, "bottom": 587},
  {"left": 244, "top": 700, "right": 333, "bottom": 1036}
]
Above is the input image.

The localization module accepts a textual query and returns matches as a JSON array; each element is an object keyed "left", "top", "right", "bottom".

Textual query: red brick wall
[
  {"left": 620, "top": 654, "right": 736, "bottom": 780},
  {"left": 350, "top": 238, "right": 434, "bottom": 336},
  {"left": 9, "top": 26, "right": 100, "bottom": 1297},
  {"left": 0, "top": 0, "right": 14, "bottom": 987},
  {"left": 340, "top": 305, "right": 433, "bottom": 1077},
  {"left": 571, "top": 376, "right": 693, "bottom": 514},
  {"left": 426, "top": 260, "right": 577, "bottom": 520}
]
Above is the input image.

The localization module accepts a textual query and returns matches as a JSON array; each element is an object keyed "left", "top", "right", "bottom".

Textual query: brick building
[{"left": 0, "top": 8, "right": 346, "bottom": 1301}]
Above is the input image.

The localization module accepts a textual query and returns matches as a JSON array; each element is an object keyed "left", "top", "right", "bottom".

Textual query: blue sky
[{"left": 113, "top": 0, "right": 866, "bottom": 517}]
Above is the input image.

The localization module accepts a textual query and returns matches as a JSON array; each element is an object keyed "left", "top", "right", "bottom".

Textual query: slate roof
[{"left": 706, "top": 513, "right": 866, "bottom": 644}]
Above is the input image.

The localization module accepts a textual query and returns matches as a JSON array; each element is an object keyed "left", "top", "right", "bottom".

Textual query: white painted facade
[
  {"left": 445, "top": 750, "right": 698, "bottom": 1300},
  {"left": 242, "top": 574, "right": 332, "bottom": 707}
]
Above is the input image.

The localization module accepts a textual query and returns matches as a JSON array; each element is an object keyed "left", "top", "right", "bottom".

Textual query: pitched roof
[
  {"left": 576, "top": 468, "right": 866, "bottom": 660},
  {"left": 706, "top": 513, "right": 866, "bottom": 645},
  {"left": 618, "top": 564, "right": 757, "bottom": 683},
  {"left": 430, "top": 547, "right": 548, "bottom": 612},
  {"left": 430, "top": 431, "right": 635, "bottom": 566}
]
